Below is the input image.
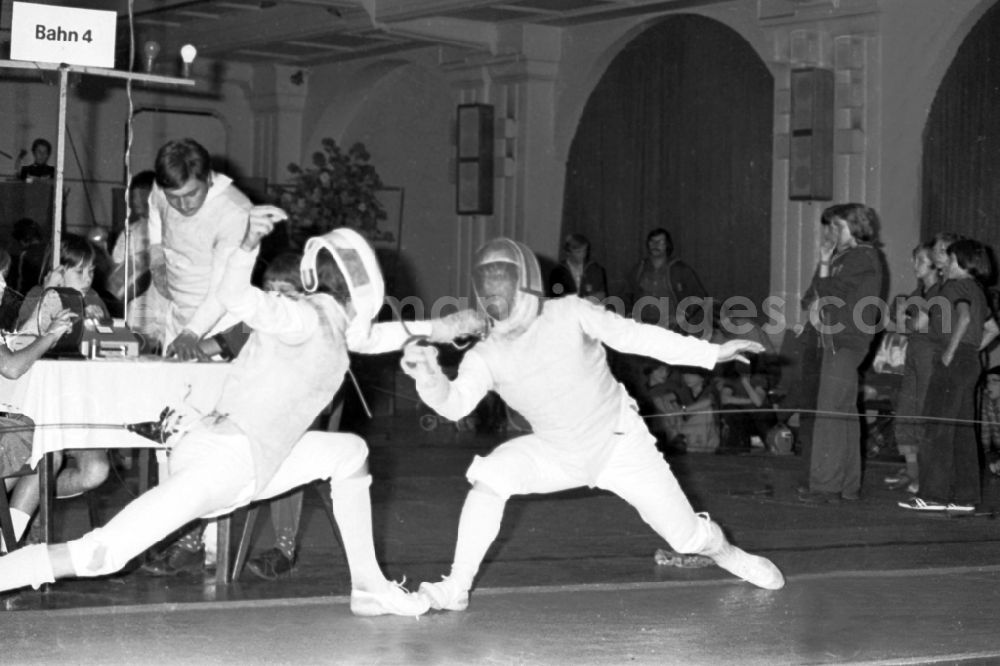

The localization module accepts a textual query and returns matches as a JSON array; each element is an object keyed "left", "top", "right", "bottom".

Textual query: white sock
[
  {"left": 11, "top": 508, "right": 30, "bottom": 542},
  {"left": 0, "top": 508, "right": 31, "bottom": 553},
  {"left": 0, "top": 543, "right": 55, "bottom": 592},
  {"left": 203, "top": 521, "right": 217, "bottom": 566},
  {"left": 330, "top": 474, "right": 384, "bottom": 592},
  {"left": 450, "top": 488, "right": 506, "bottom": 590}
]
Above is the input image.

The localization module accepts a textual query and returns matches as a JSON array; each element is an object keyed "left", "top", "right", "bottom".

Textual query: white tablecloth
[{"left": 0, "top": 357, "right": 231, "bottom": 467}]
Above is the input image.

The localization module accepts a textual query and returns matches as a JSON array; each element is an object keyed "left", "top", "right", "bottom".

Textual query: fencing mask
[
  {"left": 300, "top": 227, "right": 385, "bottom": 348},
  {"left": 472, "top": 237, "right": 543, "bottom": 340}
]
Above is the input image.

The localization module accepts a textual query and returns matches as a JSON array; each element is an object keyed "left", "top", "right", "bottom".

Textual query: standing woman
[
  {"left": 901, "top": 239, "right": 992, "bottom": 512},
  {"left": 798, "top": 204, "right": 885, "bottom": 504},
  {"left": 548, "top": 233, "right": 607, "bottom": 302}
]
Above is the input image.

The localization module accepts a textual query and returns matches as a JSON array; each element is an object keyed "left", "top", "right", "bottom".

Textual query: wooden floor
[{"left": 4, "top": 410, "right": 1000, "bottom": 664}]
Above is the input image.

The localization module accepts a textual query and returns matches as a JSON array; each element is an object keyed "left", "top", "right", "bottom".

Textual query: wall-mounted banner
[{"left": 10, "top": 2, "right": 117, "bottom": 68}]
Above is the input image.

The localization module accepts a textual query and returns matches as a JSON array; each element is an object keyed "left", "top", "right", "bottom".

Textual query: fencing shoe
[
  {"left": 350, "top": 579, "right": 430, "bottom": 617},
  {"left": 702, "top": 519, "right": 785, "bottom": 590},
  {"left": 418, "top": 576, "right": 470, "bottom": 611}
]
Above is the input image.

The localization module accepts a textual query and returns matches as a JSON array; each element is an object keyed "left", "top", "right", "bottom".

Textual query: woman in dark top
[
  {"left": 798, "top": 203, "right": 884, "bottom": 504},
  {"left": 548, "top": 233, "right": 607, "bottom": 302}
]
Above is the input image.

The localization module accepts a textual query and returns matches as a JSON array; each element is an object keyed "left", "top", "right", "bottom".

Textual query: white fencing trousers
[
  {"left": 65, "top": 428, "right": 368, "bottom": 578},
  {"left": 465, "top": 411, "right": 713, "bottom": 556}
]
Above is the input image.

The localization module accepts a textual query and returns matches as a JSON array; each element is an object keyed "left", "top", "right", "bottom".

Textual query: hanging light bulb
[
  {"left": 142, "top": 40, "right": 160, "bottom": 73},
  {"left": 180, "top": 44, "right": 197, "bottom": 78}
]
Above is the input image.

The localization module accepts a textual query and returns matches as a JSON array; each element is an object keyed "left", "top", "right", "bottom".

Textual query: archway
[
  {"left": 922, "top": 0, "right": 1000, "bottom": 275},
  {"left": 561, "top": 14, "right": 774, "bottom": 308}
]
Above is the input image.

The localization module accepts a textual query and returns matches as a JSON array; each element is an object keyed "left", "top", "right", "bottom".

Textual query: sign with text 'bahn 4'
[{"left": 10, "top": 2, "right": 117, "bottom": 68}]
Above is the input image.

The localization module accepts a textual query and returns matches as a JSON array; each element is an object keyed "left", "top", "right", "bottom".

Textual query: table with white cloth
[{"left": 0, "top": 356, "right": 234, "bottom": 580}]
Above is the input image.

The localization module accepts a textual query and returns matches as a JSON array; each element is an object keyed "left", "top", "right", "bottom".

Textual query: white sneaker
[
  {"left": 418, "top": 576, "right": 470, "bottom": 611},
  {"left": 350, "top": 579, "right": 430, "bottom": 617},
  {"left": 711, "top": 544, "right": 785, "bottom": 590}
]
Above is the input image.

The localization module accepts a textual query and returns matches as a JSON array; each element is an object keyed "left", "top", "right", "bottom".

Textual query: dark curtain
[
  {"left": 561, "top": 14, "right": 774, "bottom": 307},
  {"left": 922, "top": 0, "right": 1000, "bottom": 283}
]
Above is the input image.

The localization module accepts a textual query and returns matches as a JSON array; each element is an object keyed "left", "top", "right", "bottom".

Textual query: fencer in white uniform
[
  {"left": 402, "top": 237, "right": 785, "bottom": 612},
  {"left": 0, "top": 208, "right": 475, "bottom": 616}
]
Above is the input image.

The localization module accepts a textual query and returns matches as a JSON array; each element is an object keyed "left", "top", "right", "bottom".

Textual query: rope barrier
[{"left": 332, "top": 381, "right": 998, "bottom": 432}]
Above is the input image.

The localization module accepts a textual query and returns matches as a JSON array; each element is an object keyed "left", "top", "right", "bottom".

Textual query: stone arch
[{"left": 560, "top": 13, "right": 774, "bottom": 307}]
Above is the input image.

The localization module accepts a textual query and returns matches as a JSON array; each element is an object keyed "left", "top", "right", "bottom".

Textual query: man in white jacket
[
  {"left": 402, "top": 237, "right": 784, "bottom": 612},
  {"left": 148, "top": 138, "right": 252, "bottom": 361}
]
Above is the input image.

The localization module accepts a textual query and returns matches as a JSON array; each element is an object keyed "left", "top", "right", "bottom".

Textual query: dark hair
[
  {"left": 646, "top": 228, "right": 673, "bottom": 257},
  {"left": 913, "top": 241, "right": 934, "bottom": 258},
  {"left": 947, "top": 238, "right": 993, "bottom": 283},
  {"left": 264, "top": 251, "right": 304, "bottom": 291},
  {"left": 933, "top": 232, "right": 963, "bottom": 247},
  {"left": 562, "top": 233, "right": 590, "bottom": 261},
  {"left": 31, "top": 138, "right": 51, "bottom": 154},
  {"left": 313, "top": 249, "right": 350, "bottom": 305},
  {"left": 154, "top": 138, "right": 211, "bottom": 189},
  {"left": 129, "top": 170, "right": 156, "bottom": 194},
  {"left": 12, "top": 218, "right": 43, "bottom": 245},
  {"left": 821, "top": 203, "right": 880, "bottom": 243},
  {"left": 57, "top": 234, "right": 96, "bottom": 270}
]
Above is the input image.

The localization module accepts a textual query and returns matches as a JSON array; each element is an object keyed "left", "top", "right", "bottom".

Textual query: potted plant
[{"left": 278, "top": 138, "right": 390, "bottom": 247}]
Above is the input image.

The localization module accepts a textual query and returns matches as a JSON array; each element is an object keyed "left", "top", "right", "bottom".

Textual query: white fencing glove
[{"left": 400, "top": 342, "right": 448, "bottom": 402}]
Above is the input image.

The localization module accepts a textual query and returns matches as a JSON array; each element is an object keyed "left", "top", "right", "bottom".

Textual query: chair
[
  {"left": 0, "top": 463, "right": 36, "bottom": 552},
  {"left": 27, "top": 452, "right": 103, "bottom": 551},
  {"left": 217, "top": 480, "right": 339, "bottom": 583}
]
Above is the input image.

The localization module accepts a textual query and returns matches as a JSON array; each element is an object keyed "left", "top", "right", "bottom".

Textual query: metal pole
[{"left": 52, "top": 65, "right": 68, "bottom": 269}]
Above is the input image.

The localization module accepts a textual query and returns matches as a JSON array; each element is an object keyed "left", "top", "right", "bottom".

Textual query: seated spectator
[
  {"left": 15, "top": 234, "right": 111, "bottom": 505},
  {"left": 17, "top": 234, "right": 111, "bottom": 335},
  {"left": 0, "top": 308, "right": 77, "bottom": 551},
  {"left": 645, "top": 364, "right": 684, "bottom": 450},
  {"left": 645, "top": 364, "right": 720, "bottom": 453},
  {"left": 674, "top": 367, "right": 721, "bottom": 453},
  {"left": 711, "top": 310, "right": 778, "bottom": 452},
  {"left": 715, "top": 362, "right": 772, "bottom": 453},
  {"left": 549, "top": 233, "right": 607, "bottom": 302}
]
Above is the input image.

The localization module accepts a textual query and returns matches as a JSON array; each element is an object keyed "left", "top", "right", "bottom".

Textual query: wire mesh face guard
[
  {"left": 473, "top": 262, "right": 518, "bottom": 321},
  {"left": 300, "top": 227, "right": 385, "bottom": 347},
  {"left": 472, "top": 237, "right": 543, "bottom": 336}
]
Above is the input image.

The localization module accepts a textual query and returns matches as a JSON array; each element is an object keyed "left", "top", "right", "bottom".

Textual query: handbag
[{"left": 872, "top": 332, "right": 908, "bottom": 375}]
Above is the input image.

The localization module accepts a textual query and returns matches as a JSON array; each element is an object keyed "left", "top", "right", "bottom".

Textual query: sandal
[{"left": 898, "top": 497, "right": 947, "bottom": 511}]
